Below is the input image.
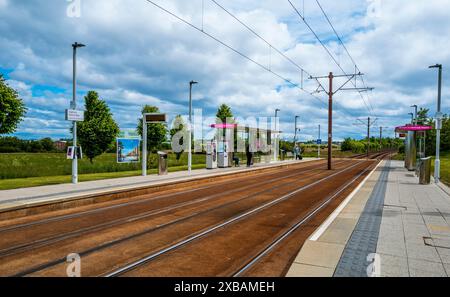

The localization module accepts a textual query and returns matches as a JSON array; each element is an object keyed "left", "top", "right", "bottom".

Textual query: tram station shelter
[
  {"left": 395, "top": 124, "right": 433, "bottom": 171},
  {"left": 209, "top": 123, "right": 282, "bottom": 157}
]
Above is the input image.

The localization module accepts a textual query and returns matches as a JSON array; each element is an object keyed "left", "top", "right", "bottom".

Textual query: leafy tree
[
  {"left": 216, "top": 104, "right": 234, "bottom": 124},
  {"left": 216, "top": 104, "right": 236, "bottom": 148},
  {"left": 77, "top": 91, "right": 119, "bottom": 163},
  {"left": 137, "top": 106, "right": 167, "bottom": 168},
  {"left": 170, "top": 115, "right": 187, "bottom": 162},
  {"left": 0, "top": 75, "right": 27, "bottom": 135},
  {"left": 417, "top": 108, "right": 430, "bottom": 126},
  {"left": 40, "top": 137, "right": 55, "bottom": 152},
  {"left": 341, "top": 138, "right": 353, "bottom": 151}
]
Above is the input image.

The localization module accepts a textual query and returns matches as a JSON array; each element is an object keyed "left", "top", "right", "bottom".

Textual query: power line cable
[
  {"left": 143, "top": 0, "right": 330, "bottom": 108},
  {"left": 210, "top": 0, "right": 312, "bottom": 79},
  {"left": 143, "top": 0, "right": 363, "bottom": 125},
  {"left": 288, "top": 0, "right": 373, "bottom": 116},
  {"left": 208, "top": 0, "right": 364, "bottom": 122},
  {"left": 315, "top": 0, "right": 376, "bottom": 114}
]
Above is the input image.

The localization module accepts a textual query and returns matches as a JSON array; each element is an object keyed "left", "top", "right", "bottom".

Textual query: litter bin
[
  {"left": 157, "top": 151, "right": 168, "bottom": 176},
  {"left": 419, "top": 157, "right": 431, "bottom": 185}
]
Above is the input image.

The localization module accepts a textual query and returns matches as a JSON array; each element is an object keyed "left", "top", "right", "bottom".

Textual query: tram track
[
  {"left": 105, "top": 160, "right": 368, "bottom": 277},
  {"left": 232, "top": 160, "right": 376, "bottom": 277},
  {"left": 0, "top": 157, "right": 387, "bottom": 277},
  {"left": 0, "top": 160, "right": 348, "bottom": 259},
  {"left": 2, "top": 160, "right": 349, "bottom": 276}
]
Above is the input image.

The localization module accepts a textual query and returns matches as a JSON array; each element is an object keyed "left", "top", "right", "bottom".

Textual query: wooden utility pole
[
  {"left": 328, "top": 73, "right": 333, "bottom": 170},
  {"left": 355, "top": 117, "right": 378, "bottom": 159},
  {"left": 310, "top": 72, "right": 372, "bottom": 170},
  {"left": 367, "top": 117, "right": 370, "bottom": 158}
]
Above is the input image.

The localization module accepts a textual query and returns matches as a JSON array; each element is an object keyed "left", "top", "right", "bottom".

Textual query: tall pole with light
[
  {"left": 429, "top": 64, "right": 443, "bottom": 183},
  {"left": 294, "top": 116, "right": 299, "bottom": 144},
  {"left": 411, "top": 104, "right": 423, "bottom": 157},
  {"left": 309, "top": 72, "right": 372, "bottom": 170},
  {"left": 408, "top": 113, "right": 414, "bottom": 124},
  {"left": 188, "top": 81, "right": 198, "bottom": 174},
  {"left": 274, "top": 109, "right": 281, "bottom": 162},
  {"left": 411, "top": 105, "right": 418, "bottom": 125},
  {"left": 71, "top": 42, "right": 85, "bottom": 184}
]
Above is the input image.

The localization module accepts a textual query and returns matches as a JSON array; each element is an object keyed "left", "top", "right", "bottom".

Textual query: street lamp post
[
  {"left": 429, "top": 64, "right": 443, "bottom": 183},
  {"left": 294, "top": 116, "right": 299, "bottom": 144},
  {"left": 411, "top": 105, "right": 418, "bottom": 125},
  {"left": 71, "top": 42, "right": 85, "bottom": 184},
  {"left": 188, "top": 81, "right": 198, "bottom": 174},
  {"left": 408, "top": 113, "right": 414, "bottom": 124},
  {"left": 274, "top": 109, "right": 280, "bottom": 162},
  {"left": 411, "top": 104, "right": 423, "bottom": 157}
]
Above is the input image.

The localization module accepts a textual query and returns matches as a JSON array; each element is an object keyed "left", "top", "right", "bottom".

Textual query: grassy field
[
  {"left": 301, "top": 148, "right": 356, "bottom": 158},
  {"left": 0, "top": 164, "right": 206, "bottom": 190},
  {"left": 0, "top": 153, "right": 206, "bottom": 179},
  {"left": 4, "top": 150, "right": 445, "bottom": 190}
]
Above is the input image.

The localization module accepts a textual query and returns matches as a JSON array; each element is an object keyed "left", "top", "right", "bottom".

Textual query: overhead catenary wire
[
  {"left": 209, "top": 0, "right": 365, "bottom": 123},
  {"left": 287, "top": 0, "right": 374, "bottom": 116},
  {"left": 209, "top": 0, "right": 366, "bottom": 122},
  {"left": 143, "top": 0, "right": 332, "bottom": 108},
  {"left": 143, "top": 0, "right": 365, "bottom": 125},
  {"left": 210, "top": 0, "right": 313, "bottom": 80},
  {"left": 315, "top": 0, "right": 376, "bottom": 114}
]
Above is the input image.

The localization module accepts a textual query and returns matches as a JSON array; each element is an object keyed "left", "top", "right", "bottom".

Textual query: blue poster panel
[{"left": 117, "top": 138, "right": 140, "bottom": 163}]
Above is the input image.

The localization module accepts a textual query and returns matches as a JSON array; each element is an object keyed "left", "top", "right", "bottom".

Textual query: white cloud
[{"left": 1, "top": 0, "right": 449, "bottom": 140}]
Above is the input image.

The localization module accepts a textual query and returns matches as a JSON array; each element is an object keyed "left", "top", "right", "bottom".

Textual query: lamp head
[
  {"left": 190, "top": 81, "right": 198, "bottom": 85},
  {"left": 429, "top": 64, "right": 442, "bottom": 69},
  {"left": 72, "top": 42, "right": 86, "bottom": 48}
]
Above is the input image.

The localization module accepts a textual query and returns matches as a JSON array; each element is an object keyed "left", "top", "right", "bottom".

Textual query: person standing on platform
[
  {"left": 246, "top": 143, "right": 253, "bottom": 167},
  {"left": 294, "top": 144, "right": 302, "bottom": 160}
]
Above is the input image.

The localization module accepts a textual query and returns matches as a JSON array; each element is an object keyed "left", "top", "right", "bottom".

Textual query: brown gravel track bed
[{"left": 0, "top": 157, "right": 387, "bottom": 277}]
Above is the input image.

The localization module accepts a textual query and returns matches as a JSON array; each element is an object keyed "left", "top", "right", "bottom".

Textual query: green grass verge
[
  {"left": 0, "top": 164, "right": 206, "bottom": 190},
  {"left": 0, "top": 153, "right": 206, "bottom": 179},
  {"left": 431, "top": 152, "right": 450, "bottom": 186}
]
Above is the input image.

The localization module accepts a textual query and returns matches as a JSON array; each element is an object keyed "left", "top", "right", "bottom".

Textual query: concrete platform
[
  {"left": 0, "top": 158, "right": 318, "bottom": 215},
  {"left": 287, "top": 160, "right": 450, "bottom": 277}
]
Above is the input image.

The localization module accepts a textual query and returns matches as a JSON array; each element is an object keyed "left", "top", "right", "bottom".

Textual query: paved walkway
[
  {"left": 288, "top": 160, "right": 450, "bottom": 277},
  {"left": 0, "top": 159, "right": 316, "bottom": 212}
]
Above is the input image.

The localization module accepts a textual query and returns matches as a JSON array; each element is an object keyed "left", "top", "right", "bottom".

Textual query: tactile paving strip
[{"left": 333, "top": 161, "right": 391, "bottom": 277}]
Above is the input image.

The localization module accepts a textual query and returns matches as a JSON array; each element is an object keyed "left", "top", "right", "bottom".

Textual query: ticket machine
[
  {"left": 218, "top": 141, "right": 229, "bottom": 168},
  {"left": 206, "top": 140, "right": 218, "bottom": 169}
]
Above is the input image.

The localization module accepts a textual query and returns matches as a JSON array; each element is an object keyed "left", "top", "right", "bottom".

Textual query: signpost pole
[
  {"left": 71, "top": 43, "right": 85, "bottom": 184},
  {"left": 318, "top": 124, "right": 321, "bottom": 159},
  {"left": 328, "top": 73, "right": 333, "bottom": 170},
  {"left": 142, "top": 116, "right": 147, "bottom": 176},
  {"left": 435, "top": 66, "right": 443, "bottom": 183}
]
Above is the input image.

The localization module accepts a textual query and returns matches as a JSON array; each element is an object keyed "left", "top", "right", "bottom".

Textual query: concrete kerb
[{"left": 287, "top": 160, "right": 385, "bottom": 277}]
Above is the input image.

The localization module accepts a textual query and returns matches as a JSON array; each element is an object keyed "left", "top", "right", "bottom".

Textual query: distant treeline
[
  {"left": 341, "top": 137, "right": 403, "bottom": 153},
  {"left": 0, "top": 137, "right": 59, "bottom": 153}
]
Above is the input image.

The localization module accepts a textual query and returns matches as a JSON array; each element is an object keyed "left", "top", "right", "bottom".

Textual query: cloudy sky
[{"left": 1, "top": 0, "right": 449, "bottom": 141}]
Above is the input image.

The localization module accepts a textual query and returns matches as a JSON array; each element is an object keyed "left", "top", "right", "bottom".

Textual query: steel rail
[
  {"left": 11, "top": 160, "right": 351, "bottom": 276},
  {"left": 232, "top": 160, "right": 379, "bottom": 276},
  {"left": 0, "top": 161, "right": 326, "bottom": 234},
  {"left": 0, "top": 161, "right": 344, "bottom": 258},
  {"left": 104, "top": 160, "right": 366, "bottom": 277}
]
